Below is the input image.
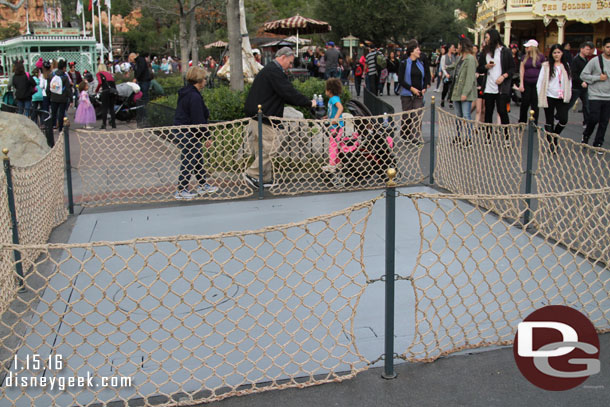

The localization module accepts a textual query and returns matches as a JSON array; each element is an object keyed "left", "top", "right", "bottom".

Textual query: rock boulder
[{"left": 0, "top": 112, "right": 50, "bottom": 167}]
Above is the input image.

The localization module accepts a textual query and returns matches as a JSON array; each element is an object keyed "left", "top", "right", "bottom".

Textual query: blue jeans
[
  {"left": 16, "top": 99, "right": 31, "bottom": 117},
  {"left": 454, "top": 101, "right": 472, "bottom": 120},
  {"left": 454, "top": 100, "right": 473, "bottom": 141}
]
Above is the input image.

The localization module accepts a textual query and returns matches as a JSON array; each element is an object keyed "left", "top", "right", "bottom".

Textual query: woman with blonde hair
[
  {"left": 172, "top": 66, "right": 218, "bottom": 200},
  {"left": 518, "top": 39, "right": 545, "bottom": 124}
]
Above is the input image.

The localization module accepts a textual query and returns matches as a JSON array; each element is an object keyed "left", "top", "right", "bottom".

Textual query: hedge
[{"left": 152, "top": 77, "right": 351, "bottom": 123}]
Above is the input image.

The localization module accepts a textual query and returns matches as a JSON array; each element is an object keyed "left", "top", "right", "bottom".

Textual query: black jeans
[
  {"left": 484, "top": 93, "right": 510, "bottom": 124},
  {"left": 176, "top": 133, "right": 208, "bottom": 191},
  {"left": 518, "top": 82, "right": 539, "bottom": 124},
  {"left": 583, "top": 99, "right": 610, "bottom": 147},
  {"left": 50, "top": 101, "right": 66, "bottom": 144},
  {"left": 441, "top": 80, "right": 452, "bottom": 102},
  {"left": 367, "top": 74, "right": 378, "bottom": 95},
  {"left": 354, "top": 75, "right": 362, "bottom": 97},
  {"left": 568, "top": 88, "right": 590, "bottom": 125},
  {"left": 544, "top": 97, "right": 569, "bottom": 135},
  {"left": 100, "top": 91, "right": 116, "bottom": 128}
]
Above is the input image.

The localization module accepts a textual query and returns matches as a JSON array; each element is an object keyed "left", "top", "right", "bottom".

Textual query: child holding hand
[{"left": 323, "top": 78, "right": 344, "bottom": 172}]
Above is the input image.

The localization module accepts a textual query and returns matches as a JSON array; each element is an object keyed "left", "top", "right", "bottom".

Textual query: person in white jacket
[{"left": 537, "top": 43, "right": 572, "bottom": 151}]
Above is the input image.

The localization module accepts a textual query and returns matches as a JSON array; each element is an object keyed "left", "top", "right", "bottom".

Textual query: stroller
[
  {"left": 323, "top": 99, "right": 396, "bottom": 186},
  {"left": 92, "top": 80, "right": 143, "bottom": 122}
]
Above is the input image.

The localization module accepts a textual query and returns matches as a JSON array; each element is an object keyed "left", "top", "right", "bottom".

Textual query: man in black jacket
[
  {"left": 568, "top": 41, "right": 594, "bottom": 128},
  {"left": 244, "top": 47, "right": 315, "bottom": 187}
]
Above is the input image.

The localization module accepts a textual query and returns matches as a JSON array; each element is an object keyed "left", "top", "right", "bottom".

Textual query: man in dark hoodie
[
  {"left": 243, "top": 47, "right": 316, "bottom": 187},
  {"left": 172, "top": 66, "right": 218, "bottom": 200}
]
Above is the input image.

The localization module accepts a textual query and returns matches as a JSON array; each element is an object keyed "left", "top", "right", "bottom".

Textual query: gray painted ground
[{"left": 2, "top": 186, "right": 608, "bottom": 406}]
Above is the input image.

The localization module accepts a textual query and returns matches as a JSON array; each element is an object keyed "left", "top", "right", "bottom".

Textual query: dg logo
[{"left": 513, "top": 305, "right": 600, "bottom": 391}]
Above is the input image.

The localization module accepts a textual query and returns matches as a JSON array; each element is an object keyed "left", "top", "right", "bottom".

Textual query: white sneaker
[
  {"left": 196, "top": 184, "right": 218, "bottom": 195},
  {"left": 322, "top": 165, "right": 337, "bottom": 172},
  {"left": 174, "top": 189, "right": 196, "bottom": 200}
]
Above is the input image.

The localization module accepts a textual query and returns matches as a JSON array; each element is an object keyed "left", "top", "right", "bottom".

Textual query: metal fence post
[
  {"left": 45, "top": 114, "right": 54, "bottom": 148},
  {"left": 383, "top": 168, "right": 397, "bottom": 379},
  {"left": 63, "top": 117, "right": 74, "bottom": 214},
  {"left": 257, "top": 105, "right": 264, "bottom": 200},
  {"left": 524, "top": 110, "right": 536, "bottom": 226},
  {"left": 2, "top": 149, "right": 25, "bottom": 292},
  {"left": 429, "top": 96, "right": 436, "bottom": 185}
]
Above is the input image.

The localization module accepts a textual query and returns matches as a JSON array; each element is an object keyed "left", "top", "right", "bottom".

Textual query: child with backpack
[
  {"left": 322, "top": 78, "right": 345, "bottom": 172},
  {"left": 74, "top": 81, "right": 96, "bottom": 129}
]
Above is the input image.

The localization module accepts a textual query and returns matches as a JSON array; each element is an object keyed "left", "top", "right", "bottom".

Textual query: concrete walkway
[{"left": 4, "top": 186, "right": 604, "bottom": 406}]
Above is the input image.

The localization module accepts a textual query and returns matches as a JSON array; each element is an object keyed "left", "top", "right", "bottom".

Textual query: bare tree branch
[{"left": 0, "top": 0, "right": 26, "bottom": 11}]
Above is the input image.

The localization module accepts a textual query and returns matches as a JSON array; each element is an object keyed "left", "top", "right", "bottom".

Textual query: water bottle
[
  {"left": 383, "top": 112, "right": 389, "bottom": 128},
  {"left": 317, "top": 94, "right": 324, "bottom": 108}
]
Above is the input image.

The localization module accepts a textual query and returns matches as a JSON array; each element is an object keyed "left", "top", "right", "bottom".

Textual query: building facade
[{"left": 475, "top": 0, "right": 610, "bottom": 51}]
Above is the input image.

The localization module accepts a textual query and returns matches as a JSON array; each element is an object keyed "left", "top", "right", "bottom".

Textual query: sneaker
[
  {"left": 196, "top": 184, "right": 218, "bottom": 195},
  {"left": 243, "top": 173, "right": 274, "bottom": 188},
  {"left": 440, "top": 101, "right": 445, "bottom": 108},
  {"left": 243, "top": 173, "right": 258, "bottom": 188},
  {"left": 449, "top": 102, "right": 454, "bottom": 109},
  {"left": 322, "top": 165, "right": 337, "bottom": 172},
  {"left": 581, "top": 136, "right": 589, "bottom": 145},
  {"left": 174, "top": 189, "right": 196, "bottom": 200}
]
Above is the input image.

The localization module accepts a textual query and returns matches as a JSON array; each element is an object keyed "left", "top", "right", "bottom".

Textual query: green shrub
[
  {"left": 154, "top": 73, "right": 185, "bottom": 89},
  {"left": 151, "top": 78, "right": 350, "bottom": 122},
  {"left": 203, "top": 83, "right": 251, "bottom": 122},
  {"left": 291, "top": 77, "right": 351, "bottom": 119}
]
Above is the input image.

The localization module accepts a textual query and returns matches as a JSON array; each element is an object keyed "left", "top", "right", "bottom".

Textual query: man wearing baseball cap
[{"left": 324, "top": 41, "right": 342, "bottom": 79}]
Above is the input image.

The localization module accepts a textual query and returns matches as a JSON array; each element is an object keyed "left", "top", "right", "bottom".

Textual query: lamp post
[{"left": 342, "top": 35, "right": 359, "bottom": 59}]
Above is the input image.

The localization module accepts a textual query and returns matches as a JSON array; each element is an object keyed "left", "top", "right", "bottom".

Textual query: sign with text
[
  {"left": 532, "top": 0, "right": 610, "bottom": 23},
  {"left": 33, "top": 28, "right": 81, "bottom": 36}
]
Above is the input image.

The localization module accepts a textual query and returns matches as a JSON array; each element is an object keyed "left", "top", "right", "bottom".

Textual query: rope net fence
[
  {"left": 533, "top": 127, "right": 610, "bottom": 266},
  {"left": 0, "top": 137, "right": 68, "bottom": 316},
  {"left": 75, "top": 119, "right": 254, "bottom": 207},
  {"left": 267, "top": 109, "right": 425, "bottom": 195},
  {"left": 0, "top": 169, "right": 16, "bottom": 316},
  {"left": 11, "top": 135, "right": 68, "bottom": 263},
  {"left": 434, "top": 109, "right": 527, "bottom": 219},
  {"left": 399, "top": 189, "right": 610, "bottom": 363},
  {"left": 0, "top": 199, "right": 377, "bottom": 406}
]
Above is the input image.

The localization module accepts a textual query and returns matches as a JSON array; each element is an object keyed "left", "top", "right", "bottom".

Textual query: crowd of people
[
  {"left": 3, "top": 32, "right": 609, "bottom": 199},
  {"left": 3, "top": 51, "right": 162, "bottom": 142}
]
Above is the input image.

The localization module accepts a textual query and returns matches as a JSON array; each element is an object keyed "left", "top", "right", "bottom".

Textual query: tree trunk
[
  {"left": 227, "top": 0, "right": 244, "bottom": 91},
  {"left": 189, "top": 11, "right": 199, "bottom": 68},
  {"left": 179, "top": 12, "right": 189, "bottom": 75}
]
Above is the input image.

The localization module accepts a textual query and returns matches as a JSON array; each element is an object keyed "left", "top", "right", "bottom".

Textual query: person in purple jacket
[{"left": 172, "top": 66, "right": 218, "bottom": 200}]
